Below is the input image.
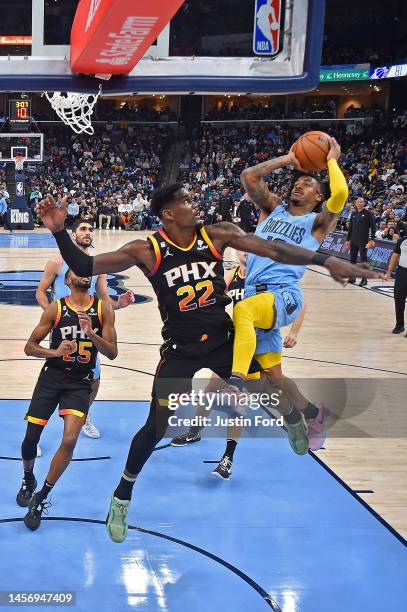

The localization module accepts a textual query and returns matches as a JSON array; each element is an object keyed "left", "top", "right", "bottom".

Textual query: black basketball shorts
[{"left": 24, "top": 365, "right": 93, "bottom": 427}]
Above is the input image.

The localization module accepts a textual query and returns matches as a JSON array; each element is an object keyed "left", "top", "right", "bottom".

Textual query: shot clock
[{"left": 9, "top": 99, "right": 31, "bottom": 130}]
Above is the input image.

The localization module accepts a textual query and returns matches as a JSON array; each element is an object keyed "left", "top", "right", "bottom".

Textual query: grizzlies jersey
[
  {"left": 226, "top": 266, "right": 245, "bottom": 305},
  {"left": 147, "top": 226, "right": 231, "bottom": 347},
  {"left": 246, "top": 204, "right": 321, "bottom": 288},
  {"left": 52, "top": 260, "right": 97, "bottom": 300},
  {"left": 47, "top": 296, "right": 103, "bottom": 375}
]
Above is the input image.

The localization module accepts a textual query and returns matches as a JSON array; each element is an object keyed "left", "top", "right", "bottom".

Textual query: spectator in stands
[
  {"left": 218, "top": 187, "right": 233, "bottom": 222},
  {"left": 236, "top": 194, "right": 255, "bottom": 233},
  {"left": 67, "top": 198, "right": 80, "bottom": 226},
  {"left": 375, "top": 220, "right": 388, "bottom": 239},
  {"left": 29, "top": 187, "right": 42, "bottom": 210},
  {"left": 382, "top": 222, "right": 400, "bottom": 241},
  {"left": 0, "top": 191, "right": 12, "bottom": 232},
  {"left": 98, "top": 201, "right": 112, "bottom": 229}
]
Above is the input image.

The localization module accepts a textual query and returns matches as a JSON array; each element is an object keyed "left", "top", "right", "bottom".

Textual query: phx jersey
[
  {"left": 147, "top": 227, "right": 231, "bottom": 354},
  {"left": 226, "top": 266, "right": 245, "bottom": 305},
  {"left": 47, "top": 296, "right": 103, "bottom": 375}
]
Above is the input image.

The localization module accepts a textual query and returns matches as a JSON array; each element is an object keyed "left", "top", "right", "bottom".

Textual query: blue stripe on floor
[{"left": 0, "top": 399, "right": 405, "bottom": 612}]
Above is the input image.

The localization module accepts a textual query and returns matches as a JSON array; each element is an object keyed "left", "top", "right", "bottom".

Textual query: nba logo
[
  {"left": 16, "top": 182, "right": 24, "bottom": 196},
  {"left": 253, "top": 0, "right": 283, "bottom": 56}
]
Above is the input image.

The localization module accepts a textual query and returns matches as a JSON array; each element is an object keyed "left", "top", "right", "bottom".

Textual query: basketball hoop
[
  {"left": 13, "top": 154, "right": 26, "bottom": 171},
  {"left": 43, "top": 87, "right": 101, "bottom": 135}
]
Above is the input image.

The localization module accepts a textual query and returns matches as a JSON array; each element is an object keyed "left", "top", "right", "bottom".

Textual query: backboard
[
  {"left": 0, "top": 0, "right": 325, "bottom": 95},
  {"left": 0, "top": 134, "right": 44, "bottom": 162}
]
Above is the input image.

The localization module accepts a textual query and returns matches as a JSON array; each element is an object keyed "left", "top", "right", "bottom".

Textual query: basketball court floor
[{"left": 0, "top": 229, "right": 406, "bottom": 611}]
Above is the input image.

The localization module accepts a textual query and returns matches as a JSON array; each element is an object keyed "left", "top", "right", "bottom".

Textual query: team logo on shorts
[{"left": 0, "top": 271, "right": 152, "bottom": 306}]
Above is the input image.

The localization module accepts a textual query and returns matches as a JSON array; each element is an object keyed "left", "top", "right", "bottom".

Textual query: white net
[
  {"left": 44, "top": 88, "right": 101, "bottom": 135},
  {"left": 13, "top": 155, "right": 26, "bottom": 171}
]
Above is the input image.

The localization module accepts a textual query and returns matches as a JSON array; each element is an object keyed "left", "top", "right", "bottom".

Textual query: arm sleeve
[
  {"left": 325, "top": 159, "right": 349, "bottom": 214},
  {"left": 53, "top": 229, "right": 94, "bottom": 277}
]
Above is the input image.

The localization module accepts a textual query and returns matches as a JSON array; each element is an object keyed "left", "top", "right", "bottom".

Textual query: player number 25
[
  {"left": 177, "top": 280, "right": 216, "bottom": 312},
  {"left": 63, "top": 340, "right": 92, "bottom": 363}
]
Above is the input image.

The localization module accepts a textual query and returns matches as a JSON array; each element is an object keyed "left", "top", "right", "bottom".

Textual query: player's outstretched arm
[
  {"left": 36, "top": 194, "right": 155, "bottom": 276},
  {"left": 205, "top": 222, "right": 383, "bottom": 284}
]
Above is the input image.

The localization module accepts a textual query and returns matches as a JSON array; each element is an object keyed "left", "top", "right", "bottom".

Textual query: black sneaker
[
  {"left": 392, "top": 324, "right": 405, "bottom": 334},
  {"left": 16, "top": 477, "right": 37, "bottom": 508},
  {"left": 212, "top": 456, "right": 232, "bottom": 480},
  {"left": 359, "top": 278, "right": 367, "bottom": 287},
  {"left": 170, "top": 431, "right": 201, "bottom": 447},
  {"left": 347, "top": 278, "right": 356, "bottom": 284},
  {"left": 23, "top": 493, "right": 51, "bottom": 531}
]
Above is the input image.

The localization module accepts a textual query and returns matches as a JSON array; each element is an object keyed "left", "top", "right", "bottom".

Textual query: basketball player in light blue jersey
[
  {"left": 230, "top": 137, "right": 349, "bottom": 454},
  {"left": 36, "top": 219, "right": 134, "bottom": 439}
]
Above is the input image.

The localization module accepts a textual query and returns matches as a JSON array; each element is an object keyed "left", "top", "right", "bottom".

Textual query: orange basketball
[{"left": 292, "top": 131, "right": 331, "bottom": 172}]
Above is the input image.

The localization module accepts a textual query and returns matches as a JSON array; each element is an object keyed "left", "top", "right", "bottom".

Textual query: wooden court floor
[{"left": 1, "top": 229, "right": 406, "bottom": 539}]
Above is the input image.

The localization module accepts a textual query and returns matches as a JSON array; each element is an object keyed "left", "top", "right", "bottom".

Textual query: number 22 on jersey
[{"left": 177, "top": 280, "right": 215, "bottom": 312}]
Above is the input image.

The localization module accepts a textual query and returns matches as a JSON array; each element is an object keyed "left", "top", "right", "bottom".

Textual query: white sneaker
[
  {"left": 82, "top": 417, "right": 100, "bottom": 439},
  {"left": 36, "top": 445, "right": 42, "bottom": 457}
]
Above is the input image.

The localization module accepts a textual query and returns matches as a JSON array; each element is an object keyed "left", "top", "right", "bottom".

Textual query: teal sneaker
[
  {"left": 285, "top": 418, "right": 309, "bottom": 455},
  {"left": 106, "top": 496, "right": 130, "bottom": 543}
]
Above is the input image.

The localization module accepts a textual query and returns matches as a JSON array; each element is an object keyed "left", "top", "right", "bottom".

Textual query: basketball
[{"left": 292, "top": 131, "right": 331, "bottom": 172}]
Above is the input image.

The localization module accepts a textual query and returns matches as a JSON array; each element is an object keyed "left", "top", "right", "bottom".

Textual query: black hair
[
  {"left": 64, "top": 268, "right": 72, "bottom": 280},
  {"left": 290, "top": 172, "right": 331, "bottom": 213},
  {"left": 150, "top": 183, "right": 184, "bottom": 218},
  {"left": 72, "top": 219, "right": 93, "bottom": 233}
]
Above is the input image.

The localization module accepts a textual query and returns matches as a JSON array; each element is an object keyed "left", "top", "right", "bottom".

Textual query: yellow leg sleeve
[
  {"left": 255, "top": 351, "right": 282, "bottom": 370},
  {"left": 232, "top": 293, "right": 276, "bottom": 377}
]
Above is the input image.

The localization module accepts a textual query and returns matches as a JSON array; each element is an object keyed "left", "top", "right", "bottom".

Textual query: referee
[
  {"left": 385, "top": 234, "right": 407, "bottom": 334},
  {"left": 344, "top": 197, "right": 376, "bottom": 286}
]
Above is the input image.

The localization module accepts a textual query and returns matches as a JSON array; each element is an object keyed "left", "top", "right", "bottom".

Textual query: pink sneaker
[{"left": 307, "top": 403, "right": 329, "bottom": 451}]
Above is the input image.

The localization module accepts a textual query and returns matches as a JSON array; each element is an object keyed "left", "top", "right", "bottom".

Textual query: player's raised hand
[
  {"left": 78, "top": 312, "right": 93, "bottom": 337},
  {"left": 36, "top": 193, "right": 68, "bottom": 233},
  {"left": 118, "top": 290, "right": 135, "bottom": 309},
  {"left": 327, "top": 137, "right": 341, "bottom": 162},
  {"left": 324, "top": 258, "right": 383, "bottom": 286},
  {"left": 54, "top": 339, "right": 77, "bottom": 357},
  {"left": 287, "top": 145, "right": 308, "bottom": 173}
]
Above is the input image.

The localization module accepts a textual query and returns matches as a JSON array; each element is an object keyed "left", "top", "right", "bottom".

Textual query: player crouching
[{"left": 17, "top": 269, "right": 117, "bottom": 531}]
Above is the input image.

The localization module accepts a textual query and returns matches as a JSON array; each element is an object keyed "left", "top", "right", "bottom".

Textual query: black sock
[
  {"left": 223, "top": 439, "right": 237, "bottom": 461},
  {"left": 23, "top": 469, "right": 35, "bottom": 484},
  {"left": 36, "top": 480, "right": 54, "bottom": 503},
  {"left": 114, "top": 473, "right": 137, "bottom": 501},
  {"left": 284, "top": 406, "right": 302, "bottom": 425},
  {"left": 302, "top": 402, "right": 319, "bottom": 421}
]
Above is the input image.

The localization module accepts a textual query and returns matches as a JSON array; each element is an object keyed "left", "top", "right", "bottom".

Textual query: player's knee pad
[{"left": 21, "top": 422, "right": 43, "bottom": 460}]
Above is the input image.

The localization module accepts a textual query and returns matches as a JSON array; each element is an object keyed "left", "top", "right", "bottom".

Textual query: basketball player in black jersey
[
  {"left": 37, "top": 185, "right": 381, "bottom": 542},
  {"left": 17, "top": 269, "right": 117, "bottom": 531}
]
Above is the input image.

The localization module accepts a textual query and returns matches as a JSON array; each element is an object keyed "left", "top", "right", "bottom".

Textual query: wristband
[{"left": 311, "top": 252, "right": 330, "bottom": 267}]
